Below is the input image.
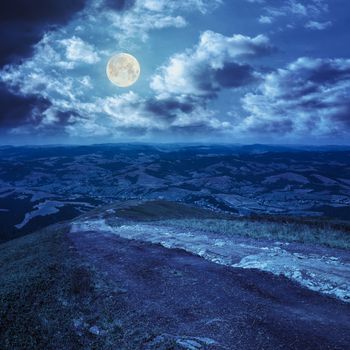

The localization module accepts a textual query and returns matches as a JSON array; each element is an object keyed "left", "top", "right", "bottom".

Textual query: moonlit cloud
[
  {"left": 151, "top": 31, "right": 273, "bottom": 98},
  {"left": 0, "top": 0, "right": 226, "bottom": 138},
  {"left": 240, "top": 57, "right": 350, "bottom": 138},
  {"left": 0, "top": 0, "right": 349, "bottom": 144},
  {"left": 248, "top": 0, "right": 331, "bottom": 30},
  {"left": 60, "top": 36, "right": 100, "bottom": 64},
  {"left": 143, "top": 0, "right": 222, "bottom": 14},
  {"left": 105, "top": 0, "right": 221, "bottom": 42}
]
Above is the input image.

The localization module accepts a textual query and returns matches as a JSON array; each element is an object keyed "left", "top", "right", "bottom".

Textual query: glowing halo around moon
[{"left": 106, "top": 53, "right": 140, "bottom": 88}]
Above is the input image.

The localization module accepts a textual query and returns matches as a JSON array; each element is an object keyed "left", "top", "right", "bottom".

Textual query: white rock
[{"left": 89, "top": 326, "right": 100, "bottom": 335}]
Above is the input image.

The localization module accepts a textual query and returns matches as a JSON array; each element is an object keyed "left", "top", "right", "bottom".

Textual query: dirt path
[
  {"left": 68, "top": 229, "right": 350, "bottom": 350},
  {"left": 72, "top": 218, "right": 350, "bottom": 302}
]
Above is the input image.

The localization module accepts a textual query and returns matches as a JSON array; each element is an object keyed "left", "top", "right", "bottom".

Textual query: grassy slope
[
  {"left": 102, "top": 200, "right": 350, "bottom": 249},
  {"left": 99, "top": 200, "right": 225, "bottom": 221},
  {"left": 0, "top": 223, "right": 133, "bottom": 350}
]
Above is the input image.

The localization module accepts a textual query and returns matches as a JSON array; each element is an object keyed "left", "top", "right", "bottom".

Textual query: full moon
[{"left": 106, "top": 53, "right": 140, "bottom": 88}]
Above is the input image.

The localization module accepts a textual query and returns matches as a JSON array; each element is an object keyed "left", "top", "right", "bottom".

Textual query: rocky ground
[{"left": 72, "top": 219, "right": 350, "bottom": 302}]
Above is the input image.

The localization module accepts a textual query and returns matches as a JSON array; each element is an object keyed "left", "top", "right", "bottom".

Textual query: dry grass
[
  {"left": 159, "top": 218, "right": 350, "bottom": 249},
  {"left": 0, "top": 225, "right": 128, "bottom": 350}
]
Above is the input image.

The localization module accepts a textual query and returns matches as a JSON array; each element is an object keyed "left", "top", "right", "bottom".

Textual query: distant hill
[{"left": 1, "top": 144, "right": 350, "bottom": 242}]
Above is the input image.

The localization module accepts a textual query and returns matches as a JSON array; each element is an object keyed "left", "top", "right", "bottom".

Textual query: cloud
[
  {"left": 0, "top": 29, "right": 104, "bottom": 132},
  {"left": 240, "top": 57, "right": 350, "bottom": 138},
  {"left": 0, "top": 0, "right": 111, "bottom": 135},
  {"left": 142, "top": 0, "right": 222, "bottom": 14},
  {"left": 0, "top": 1, "right": 232, "bottom": 139},
  {"left": 305, "top": 20, "right": 332, "bottom": 30},
  {"left": 5, "top": 1, "right": 345, "bottom": 143},
  {"left": 60, "top": 36, "right": 100, "bottom": 64},
  {"left": 59, "top": 91, "right": 229, "bottom": 139},
  {"left": 1, "top": 25, "right": 274, "bottom": 140},
  {"left": 105, "top": 0, "right": 136, "bottom": 12},
  {"left": 99, "top": 31, "right": 273, "bottom": 138},
  {"left": 104, "top": 0, "right": 222, "bottom": 43},
  {"left": 259, "top": 16, "right": 273, "bottom": 24},
  {"left": 0, "top": 0, "right": 223, "bottom": 138},
  {"left": 0, "top": 0, "right": 87, "bottom": 68},
  {"left": 248, "top": 0, "right": 330, "bottom": 30},
  {"left": 0, "top": 84, "right": 50, "bottom": 129},
  {"left": 151, "top": 31, "right": 274, "bottom": 98},
  {"left": 132, "top": 31, "right": 274, "bottom": 137}
]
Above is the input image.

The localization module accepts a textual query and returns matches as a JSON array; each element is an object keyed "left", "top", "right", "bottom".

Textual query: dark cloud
[
  {"left": 249, "top": 119, "right": 294, "bottom": 134},
  {"left": 104, "top": 0, "right": 136, "bottom": 12},
  {"left": 141, "top": 61, "right": 256, "bottom": 132},
  {"left": 0, "top": 0, "right": 93, "bottom": 130},
  {"left": 140, "top": 31, "right": 276, "bottom": 136},
  {"left": 0, "top": 0, "right": 87, "bottom": 68},
  {"left": 308, "top": 61, "right": 350, "bottom": 84},
  {"left": 0, "top": 0, "right": 138, "bottom": 68},
  {"left": 0, "top": 84, "right": 50, "bottom": 128},
  {"left": 152, "top": 32, "right": 274, "bottom": 97},
  {"left": 214, "top": 62, "right": 256, "bottom": 88},
  {"left": 242, "top": 57, "right": 350, "bottom": 136},
  {"left": 0, "top": 1, "right": 86, "bottom": 22},
  {"left": 168, "top": 122, "right": 226, "bottom": 136},
  {"left": 145, "top": 98, "right": 196, "bottom": 122},
  {"left": 190, "top": 61, "right": 257, "bottom": 98}
]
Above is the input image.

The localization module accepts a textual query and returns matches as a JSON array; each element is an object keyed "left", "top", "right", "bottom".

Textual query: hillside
[{"left": 1, "top": 201, "right": 349, "bottom": 350}]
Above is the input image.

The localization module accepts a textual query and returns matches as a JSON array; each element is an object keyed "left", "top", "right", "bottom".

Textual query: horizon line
[{"left": 1, "top": 142, "right": 350, "bottom": 148}]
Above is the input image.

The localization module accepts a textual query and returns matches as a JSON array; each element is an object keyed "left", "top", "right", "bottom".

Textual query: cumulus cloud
[
  {"left": 100, "top": 30, "right": 273, "bottom": 138},
  {"left": 125, "top": 31, "right": 274, "bottom": 137},
  {"left": 151, "top": 31, "right": 273, "bottom": 98},
  {"left": 240, "top": 57, "right": 350, "bottom": 137},
  {"left": 56, "top": 91, "right": 229, "bottom": 139},
  {"left": 0, "top": 27, "right": 275, "bottom": 139},
  {"left": 1, "top": 32, "right": 95, "bottom": 99},
  {"left": 2, "top": 0, "right": 344, "bottom": 142},
  {"left": 0, "top": 0, "right": 223, "bottom": 138}
]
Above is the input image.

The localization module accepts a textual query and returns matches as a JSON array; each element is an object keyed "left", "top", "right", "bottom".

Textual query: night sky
[{"left": 0, "top": 0, "right": 349, "bottom": 144}]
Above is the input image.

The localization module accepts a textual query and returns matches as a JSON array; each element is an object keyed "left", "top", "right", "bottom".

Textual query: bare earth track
[{"left": 69, "top": 229, "right": 350, "bottom": 349}]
